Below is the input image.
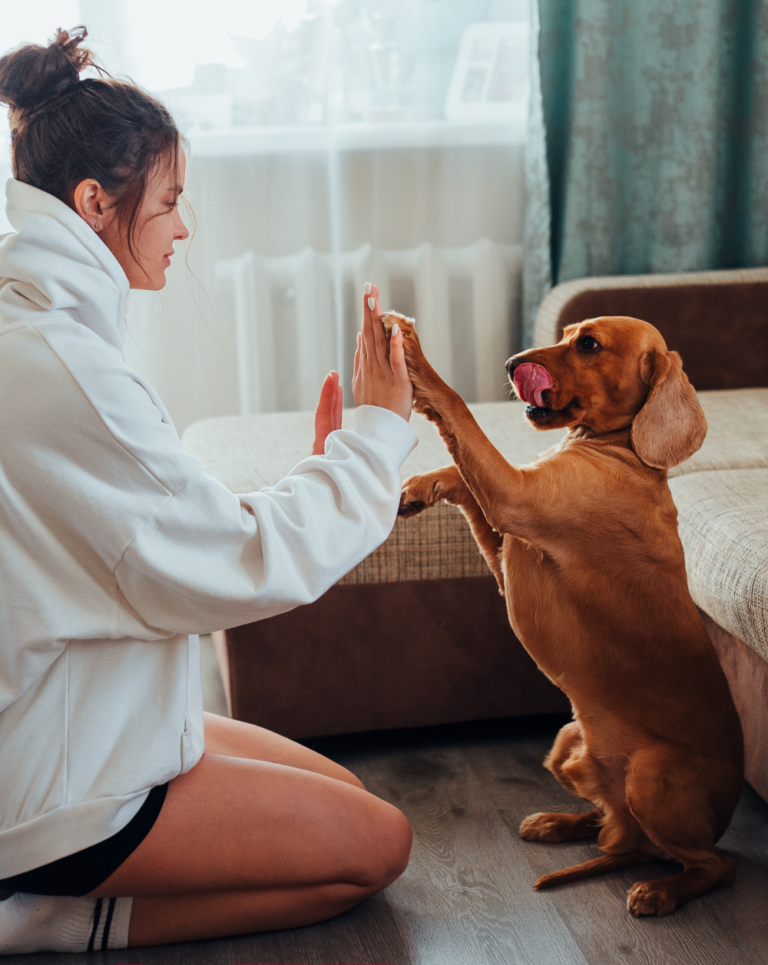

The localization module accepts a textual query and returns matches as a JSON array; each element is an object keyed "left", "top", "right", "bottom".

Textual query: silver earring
[{"left": 92, "top": 221, "right": 102, "bottom": 231}]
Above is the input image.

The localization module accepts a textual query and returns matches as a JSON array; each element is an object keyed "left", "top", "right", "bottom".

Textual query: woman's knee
[
  {"left": 351, "top": 800, "right": 412, "bottom": 891},
  {"left": 381, "top": 805, "right": 412, "bottom": 885}
]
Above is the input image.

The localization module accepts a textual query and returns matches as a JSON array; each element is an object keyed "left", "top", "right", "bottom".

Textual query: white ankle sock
[{"left": 0, "top": 893, "right": 132, "bottom": 954}]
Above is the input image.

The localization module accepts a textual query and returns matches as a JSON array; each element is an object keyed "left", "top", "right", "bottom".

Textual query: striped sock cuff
[{"left": 0, "top": 893, "right": 133, "bottom": 954}]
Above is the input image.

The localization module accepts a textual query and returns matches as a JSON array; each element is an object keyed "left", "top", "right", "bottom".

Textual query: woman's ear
[
  {"left": 631, "top": 350, "right": 707, "bottom": 469},
  {"left": 72, "top": 179, "right": 110, "bottom": 232}
]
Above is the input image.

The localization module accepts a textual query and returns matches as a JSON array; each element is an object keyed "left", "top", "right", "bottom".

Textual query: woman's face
[
  {"left": 104, "top": 150, "right": 190, "bottom": 290},
  {"left": 75, "top": 147, "right": 190, "bottom": 290}
]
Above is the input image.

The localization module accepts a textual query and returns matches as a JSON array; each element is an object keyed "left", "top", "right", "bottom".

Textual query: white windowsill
[{"left": 188, "top": 118, "right": 526, "bottom": 157}]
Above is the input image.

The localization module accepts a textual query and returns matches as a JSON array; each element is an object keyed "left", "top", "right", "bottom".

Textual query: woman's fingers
[
  {"left": 352, "top": 284, "right": 414, "bottom": 421},
  {"left": 388, "top": 323, "right": 410, "bottom": 384},
  {"left": 316, "top": 371, "right": 337, "bottom": 419},
  {"left": 361, "top": 283, "right": 389, "bottom": 367},
  {"left": 311, "top": 371, "right": 339, "bottom": 455},
  {"left": 369, "top": 285, "right": 388, "bottom": 363},
  {"left": 333, "top": 382, "right": 343, "bottom": 431},
  {"left": 354, "top": 332, "right": 361, "bottom": 381},
  {"left": 361, "top": 287, "right": 374, "bottom": 359}
]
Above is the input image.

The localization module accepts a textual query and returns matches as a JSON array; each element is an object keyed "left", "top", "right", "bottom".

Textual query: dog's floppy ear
[{"left": 631, "top": 350, "right": 707, "bottom": 469}]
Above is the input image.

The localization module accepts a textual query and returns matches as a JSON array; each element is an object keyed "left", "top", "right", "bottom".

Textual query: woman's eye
[{"left": 580, "top": 336, "right": 601, "bottom": 351}]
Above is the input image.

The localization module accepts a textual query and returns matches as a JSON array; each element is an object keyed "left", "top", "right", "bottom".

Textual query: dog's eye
[{"left": 579, "top": 336, "right": 601, "bottom": 352}]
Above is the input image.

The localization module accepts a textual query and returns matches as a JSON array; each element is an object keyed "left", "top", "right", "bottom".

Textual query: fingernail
[
  {"left": 368, "top": 297, "right": 375, "bottom": 310},
  {"left": 364, "top": 282, "right": 372, "bottom": 295},
  {"left": 392, "top": 322, "right": 400, "bottom": 336}
]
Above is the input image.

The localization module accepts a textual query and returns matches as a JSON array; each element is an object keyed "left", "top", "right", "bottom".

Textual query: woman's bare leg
[
  {"left": 201, "top": 711, "right": 363, "bottom": 787},
  {"left": 128, "top": 885, "right": 392, "bottom": 946},
  {"left": 89, "top": 720, "right": 410, "bottom": 946}
]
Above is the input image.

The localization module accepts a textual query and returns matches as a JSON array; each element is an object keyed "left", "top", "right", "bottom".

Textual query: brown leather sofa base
[
  {"left": 213, "top": 575, "right": 570, "bottom": 739},
  {"left": 702, "top": 610, "right": 768, "bottom": 803}
]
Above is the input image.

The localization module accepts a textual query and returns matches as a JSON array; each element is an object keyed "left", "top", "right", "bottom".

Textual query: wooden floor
[{"left": 11, "top": 714, "right": 768, "bottom": 965}]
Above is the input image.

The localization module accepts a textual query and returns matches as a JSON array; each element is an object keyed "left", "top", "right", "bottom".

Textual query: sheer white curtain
[{"left": 1, "top": 1, "right": 529, "bottom": 434}]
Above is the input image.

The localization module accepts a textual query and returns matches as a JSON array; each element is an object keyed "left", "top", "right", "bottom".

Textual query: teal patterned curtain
[{"left": 523, "top": 0, "right": 768, "bottom": 344}]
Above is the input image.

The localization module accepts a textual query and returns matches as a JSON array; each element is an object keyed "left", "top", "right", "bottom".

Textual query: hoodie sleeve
[{"left": 114, "top": 404, "right": 417, "bottom": 635}]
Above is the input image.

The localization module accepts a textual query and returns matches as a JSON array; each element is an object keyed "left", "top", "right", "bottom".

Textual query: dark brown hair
[{"left": 0, "top": 26, "right": 184, "bottom": 262}]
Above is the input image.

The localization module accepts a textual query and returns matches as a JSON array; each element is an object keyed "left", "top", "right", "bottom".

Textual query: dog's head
[{"left": 506, "top": 316, "right": 707, "bottom": 468}]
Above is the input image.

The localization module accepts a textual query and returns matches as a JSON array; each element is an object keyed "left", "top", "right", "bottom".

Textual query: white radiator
[{"left": 216, "top": 240, "right": 522, "bottom": 415}]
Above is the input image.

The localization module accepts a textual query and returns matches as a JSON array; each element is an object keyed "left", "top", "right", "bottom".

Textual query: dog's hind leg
[
  {"left": 543, "top": 721, "right": 589, "bottom": 795},
  {"left": 626, "top": 856, "right": 735, "bottom": 918},
  {"left": 524, "top": 721, "right": 648, "bottom": 854},
  {"left": 520, "top": 722, "right": 602, "bottom": 842},
  {"left": 520, "top": 810, "right": 602, "bottom": 842},
  {"left": 623, "top": 752, "right": 737, "bottom": 917}
]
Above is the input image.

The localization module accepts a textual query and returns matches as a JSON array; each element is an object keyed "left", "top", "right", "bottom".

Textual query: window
[{"left": 1, "top": 1, "right": 530, "bottom": 429}]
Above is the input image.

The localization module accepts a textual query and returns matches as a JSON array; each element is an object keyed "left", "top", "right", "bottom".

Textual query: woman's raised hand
[
  {"left": 311, "top": 370, "right": 344, "bottom": 455},
  {"left": 311, "top": 284, "right": 412, "bottom": 454},
  {"left": 352, "top": 282, "right": 413, "bottom": 422}
]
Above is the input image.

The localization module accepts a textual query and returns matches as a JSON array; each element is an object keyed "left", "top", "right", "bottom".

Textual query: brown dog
[{"left": 385, "top": 312, "right": 744, "bottom": 917}]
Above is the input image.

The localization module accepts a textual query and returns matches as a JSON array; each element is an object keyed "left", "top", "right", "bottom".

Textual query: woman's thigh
[
  {"left": 203, "top": 712, "right": 363, "bottom": 787},
  {"left": 89, "top": 751, "right": 411, "bottom": 899}
]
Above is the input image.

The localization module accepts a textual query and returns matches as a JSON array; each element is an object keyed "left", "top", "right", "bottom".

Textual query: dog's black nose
[{"left": 506, "top": 356, "right": 523, "bottom": 377}]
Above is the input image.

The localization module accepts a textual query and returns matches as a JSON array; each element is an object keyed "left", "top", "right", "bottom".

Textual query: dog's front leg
[
  {"left": 400, "top": 466, "right": 505, "bottom": 592},
  {"left": 383, "top": 313, "right": 526, "bottom": 536}
]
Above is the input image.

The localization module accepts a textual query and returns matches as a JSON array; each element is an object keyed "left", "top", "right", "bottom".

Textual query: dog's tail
[{"left": 533, "top": 850, "right": 652, "bottom": 890}]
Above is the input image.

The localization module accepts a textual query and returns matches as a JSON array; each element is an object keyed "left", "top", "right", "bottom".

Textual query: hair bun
[{"left": 0, "top": 26, "right": 94, "bottom": 113}]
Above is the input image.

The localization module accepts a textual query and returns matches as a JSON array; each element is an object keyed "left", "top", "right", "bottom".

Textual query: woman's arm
[
  {"left": 115, "top": 284, "right": 416, "bottom": 636},
  {"left": 114, "top": 402, "right": 416, "bottom": 636}
]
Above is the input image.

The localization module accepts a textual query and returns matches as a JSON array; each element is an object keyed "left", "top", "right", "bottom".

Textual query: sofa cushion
[
  {"left": 670, "top": 469, "right": 768, "bottom": 661},
  {"left": 669, "top": 388, "right": 768, "bottom": 478},
  {"left": 182, "top": 388, "right": 768, "bottom": 585}
]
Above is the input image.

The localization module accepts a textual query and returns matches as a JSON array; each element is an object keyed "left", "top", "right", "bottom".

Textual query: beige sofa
[{"left": 183, "top": 267, "right": 768, "bottom": 799}]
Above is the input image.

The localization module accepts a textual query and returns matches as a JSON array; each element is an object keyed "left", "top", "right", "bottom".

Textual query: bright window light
[
  {"left": 0, "top": 1, "right": 529, "bottom": 142},
  {"left": 0, "top": 3, "right": 79, "bottom": 54},
  {"left": 120, "top": 0, "right": 295, "bottom": 92}
]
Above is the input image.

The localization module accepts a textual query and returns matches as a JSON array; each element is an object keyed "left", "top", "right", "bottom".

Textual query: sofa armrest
[{"left": 534, "top": 267, "right": 768, "bottom": 390}]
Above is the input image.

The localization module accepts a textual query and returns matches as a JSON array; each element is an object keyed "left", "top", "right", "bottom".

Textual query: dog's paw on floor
[
  {"left": 627, "top": 880, "right": 678, "bottom": 917},
  {"left": 519, "top": 810, "right": 600, "bottom": 843}
]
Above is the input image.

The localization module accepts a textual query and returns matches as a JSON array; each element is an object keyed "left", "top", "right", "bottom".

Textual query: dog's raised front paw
[
  {"left": 398, "top": 473, "right": 442, "bottom": 517},
  {"left": 381, "top": 311, "right": 416, "bottom": 343},
  {"left": 381, "top": 311, "right": 440, "bottom": 415}
]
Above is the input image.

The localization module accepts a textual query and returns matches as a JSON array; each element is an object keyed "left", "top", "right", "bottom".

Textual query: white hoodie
[{"left": 0, "top": 179, "right": 418, "bottom": 878}]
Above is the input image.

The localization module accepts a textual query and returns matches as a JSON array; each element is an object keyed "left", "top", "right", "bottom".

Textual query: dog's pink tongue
[{"left": 514, "top": 363, "right": 553, "bottom": 407}]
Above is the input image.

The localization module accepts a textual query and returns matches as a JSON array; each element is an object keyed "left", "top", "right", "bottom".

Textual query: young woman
[{"left": 0, "top": 28, "right": 415, "bottom": 955}]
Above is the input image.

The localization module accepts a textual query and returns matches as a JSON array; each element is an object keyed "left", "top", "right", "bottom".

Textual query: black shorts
[{"left": 0, "top": 783, "right": 168, "bottom": 897}]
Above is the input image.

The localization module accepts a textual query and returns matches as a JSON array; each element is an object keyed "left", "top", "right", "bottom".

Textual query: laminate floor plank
[
  {"left": 350, "top": 737, "right": 588, "bottom": 965},
  {"left": 4, "top": 716, "right": 767, "bottom": 965}
]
